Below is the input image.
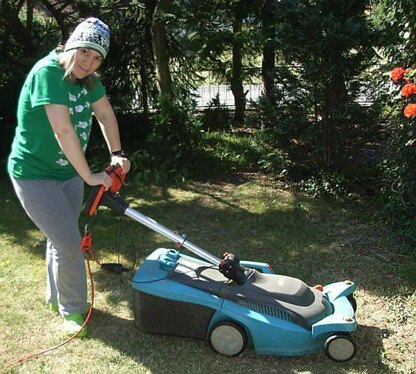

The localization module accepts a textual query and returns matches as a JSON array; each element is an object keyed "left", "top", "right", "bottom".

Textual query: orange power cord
[{"left": 2, "top": 231, "right": 100, "bottom": 373}]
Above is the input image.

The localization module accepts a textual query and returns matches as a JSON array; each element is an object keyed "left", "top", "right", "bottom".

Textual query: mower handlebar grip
[{"left": 83, "top": 164, "right": 126, "bottom": 216}]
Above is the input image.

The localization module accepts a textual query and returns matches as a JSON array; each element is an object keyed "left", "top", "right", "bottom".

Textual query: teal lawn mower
[{"left": 86, "top": 165, "right": 358, "bottom": 362}]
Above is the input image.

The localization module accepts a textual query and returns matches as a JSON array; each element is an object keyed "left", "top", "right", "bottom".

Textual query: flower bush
[
  {"left": 383, "top": 67, "right": 416, "bottom": 252},
  {"left": 389, "top": 66, "right": 416, "bottom": 150},
  {"left": 391, "top": 67, "right": 416, "bottom": 117}
]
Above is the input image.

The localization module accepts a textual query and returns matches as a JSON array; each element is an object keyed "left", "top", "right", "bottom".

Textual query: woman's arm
[
  {"left": 45, "top": 104, "right": 113, "bottom": 188},
  {"left": 91, "top": 95, "right": 121, "bottom": 153},
  {"left": 92, "top": 95, "right": 130, "bottom": 173}
]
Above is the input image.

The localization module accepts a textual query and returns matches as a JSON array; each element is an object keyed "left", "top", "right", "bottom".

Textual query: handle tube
[{"left": 124, "top": 207, "right": 221, "bottom": 266}]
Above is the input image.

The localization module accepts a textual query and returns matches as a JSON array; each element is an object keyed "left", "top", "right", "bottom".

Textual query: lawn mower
[{"left": 85, "top": 165, "right": 358, "bottom": 362}]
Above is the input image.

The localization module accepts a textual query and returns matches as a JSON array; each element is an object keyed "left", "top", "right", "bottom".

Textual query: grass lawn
[{"left": 0, "top": 173, "right": 415, "bottom": 374}]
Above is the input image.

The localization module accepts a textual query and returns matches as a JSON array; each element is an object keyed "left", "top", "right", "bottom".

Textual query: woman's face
[{"left": 72, "top": 48, "right": 103, "bottom": 79}]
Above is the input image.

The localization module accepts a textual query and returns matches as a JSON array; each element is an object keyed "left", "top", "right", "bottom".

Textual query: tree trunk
[
  {"left": 230, "top": 9, "right": 246, "bottom": 125},
  {"left": 40, "top": 0, "right": 75, "bottom": 41},
  {"left": 261, "top": 0, "right": 276, "bottom": 104},
  {"left": 141, "top": 0, "right": 158, "bottom": 115},
  {"left": 151, "top": 0, "right": 174, "bottom": 103}
]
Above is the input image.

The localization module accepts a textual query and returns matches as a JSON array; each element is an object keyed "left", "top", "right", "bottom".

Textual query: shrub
[
  {"left": 382, "top": 67, "right": 416, "bottom": 250},
  {"left": 130, "top": 95, "right": 203, "bottom": 182}
]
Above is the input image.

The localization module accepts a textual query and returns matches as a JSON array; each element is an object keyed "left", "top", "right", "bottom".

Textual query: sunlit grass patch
[{"left": 0, "top": 174, "right": 415, "bottom": 374}]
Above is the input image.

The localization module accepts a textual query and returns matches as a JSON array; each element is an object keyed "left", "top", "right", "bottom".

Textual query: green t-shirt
[{"left": 7, "top": 50, "right": 106, "bottom": 180}]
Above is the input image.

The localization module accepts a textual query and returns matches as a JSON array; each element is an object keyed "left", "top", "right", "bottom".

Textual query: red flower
[
  {"left": 403, "top": 103, "right": 416, "bottom": 118},
  {"left": 401, "top": 83, "right": 416, "bottom": 97},
  {"left": 391, "top": 67, "right": 406, "bottom": 81}
]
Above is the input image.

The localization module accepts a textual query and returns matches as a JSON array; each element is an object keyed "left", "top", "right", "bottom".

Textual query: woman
[{"left": 7, "top": 17, "right": 130, "bottom": 337}]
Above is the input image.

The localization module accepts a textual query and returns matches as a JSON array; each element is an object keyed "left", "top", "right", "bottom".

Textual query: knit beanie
[{"left": 64, "top": 17, "right": 110, "bottom": 58}]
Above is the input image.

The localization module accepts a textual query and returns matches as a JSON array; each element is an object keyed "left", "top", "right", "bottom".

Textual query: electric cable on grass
[
  {"left": 2, "top": 167, "right": 129, "bottom": 372},
  {"left": 1, "top": 257, "right": 95, "bottom": 373},
  {"left": 1, "top": 227, "right": 119, "bottom": 371}
]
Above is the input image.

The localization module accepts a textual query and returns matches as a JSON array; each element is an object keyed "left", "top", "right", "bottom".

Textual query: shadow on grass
[
  {"left": 88, "top": 307, "right": 392, "bottom": 374},
  {"left": 0, "top": 175, "right": 404, "bottom": 373},
  {"left": 0, "top": 175, "right": 408, "bottom": 296}
]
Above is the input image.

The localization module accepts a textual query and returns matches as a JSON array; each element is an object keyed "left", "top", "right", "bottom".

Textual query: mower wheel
[
  {"left": 324, "top": 333, "right": 358, "bottom": 362},
  {"left": 208, "top": 321, "right": 248, "bottom": 357}
]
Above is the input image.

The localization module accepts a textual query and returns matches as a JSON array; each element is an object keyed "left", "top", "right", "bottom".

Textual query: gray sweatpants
[{"left": 10, "top": 175, "right": 87, "bottom": 316}]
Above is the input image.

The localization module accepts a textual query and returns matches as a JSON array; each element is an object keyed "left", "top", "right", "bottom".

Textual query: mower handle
[
  {"left": 84, "top": 164, "right": 125, "bottom": 216},
  {"left": 83, "top": 164, "right": 248, "bottom": 284}
]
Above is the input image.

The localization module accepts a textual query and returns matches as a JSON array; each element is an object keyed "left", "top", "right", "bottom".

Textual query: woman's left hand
[{"left": 111, "top": 155, "right": 131, "bottom": 174}]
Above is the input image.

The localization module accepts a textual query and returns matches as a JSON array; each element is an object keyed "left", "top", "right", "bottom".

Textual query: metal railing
[{"left": 193, "top": 84, "right": 263, "bottom": 109}]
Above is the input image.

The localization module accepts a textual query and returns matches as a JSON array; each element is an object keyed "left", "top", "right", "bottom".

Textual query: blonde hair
[{"left": 57, "top": 47, "right": 100, "bottom": 89}]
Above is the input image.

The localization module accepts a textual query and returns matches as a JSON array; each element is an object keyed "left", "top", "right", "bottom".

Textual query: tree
[
  {"left": 258, "top": 0, "right": 378, "bottom": 175},
  {"left": 229, "top": 2, "right": 245, "bottom": 124},
  {"left": 149, "top": 0, "right": 174, "bottom": 103},
  {"left": 97, "top": 0, "right": 157, "bottom": 116},
  {"left": 178, "top": 0, "right": 259, "bottom": 124},
  {"left": 370, "top": 0, "right": 416, "bottom": 65},
  {"left": 0, "top": 0, "right": 78, "bottom": 165},
  {"left": 260, "top": 0, "right": 276, "bottom": 104}
]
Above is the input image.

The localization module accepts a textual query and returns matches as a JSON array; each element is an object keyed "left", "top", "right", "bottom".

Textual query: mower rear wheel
[
  {"left": 208, "top": 321, "right": 247, "bottom": 357},
  {"left": 324, "top": 333, "right": 358, "bottom": 362}
]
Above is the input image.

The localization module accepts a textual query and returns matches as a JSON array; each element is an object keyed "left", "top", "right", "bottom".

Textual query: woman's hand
[
  {"left": 111, "top": 155, "right": 131, "bottom": 174},
  {"left": 85, "top": 171, "right": 113, "bottom": 190}
]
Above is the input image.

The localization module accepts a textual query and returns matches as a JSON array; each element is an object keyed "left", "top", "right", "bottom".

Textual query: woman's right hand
[{"left": 85, "top": 171, "right": 113, "bottom": 190}]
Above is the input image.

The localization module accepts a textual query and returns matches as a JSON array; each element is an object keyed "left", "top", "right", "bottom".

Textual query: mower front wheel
[
  {"left": 208, "top": 320, "right": 248, "bottom": 357},
  {"left": 324, "top": 333, "right": 358, "bottom": 362}
]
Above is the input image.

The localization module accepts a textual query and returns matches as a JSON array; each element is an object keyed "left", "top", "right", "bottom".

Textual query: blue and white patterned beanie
[{"left": 64, "top": 17, "right": 110, "bottom": 58}]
